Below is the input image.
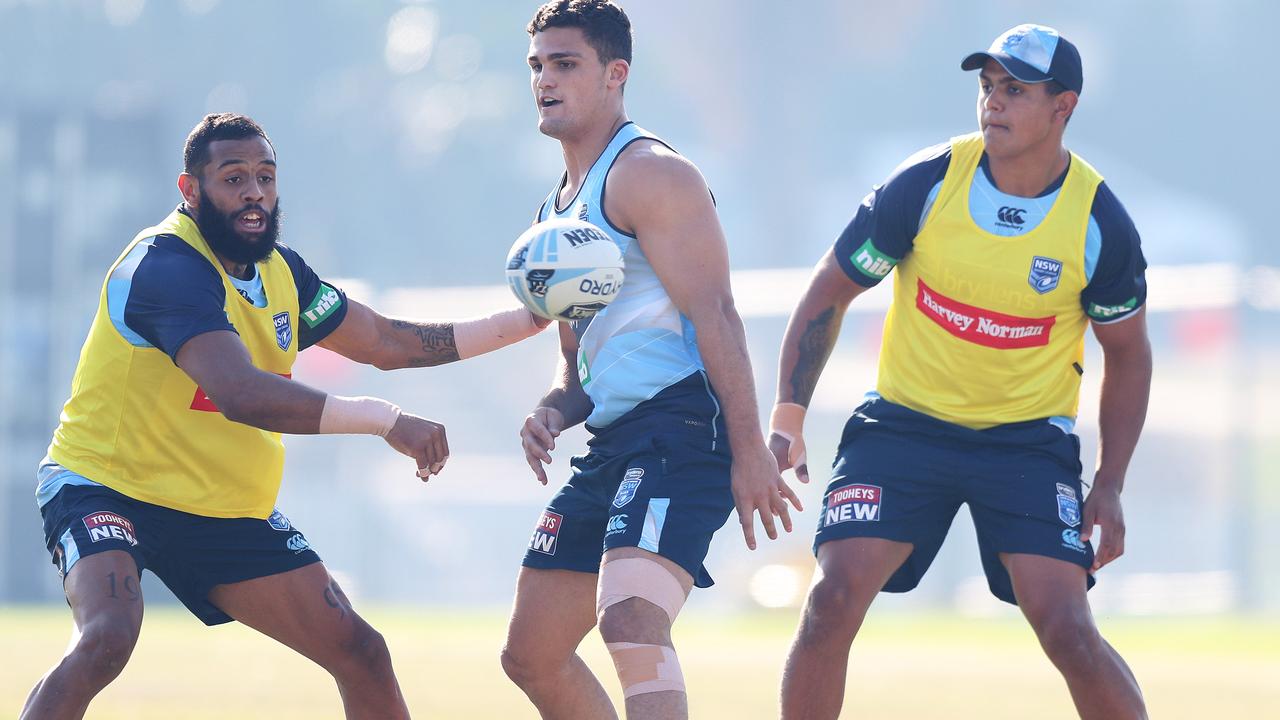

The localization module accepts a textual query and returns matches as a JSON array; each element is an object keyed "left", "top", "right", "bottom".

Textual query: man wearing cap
[{"left": 772, "top": 24, "right": 1151, "bottom": 719}]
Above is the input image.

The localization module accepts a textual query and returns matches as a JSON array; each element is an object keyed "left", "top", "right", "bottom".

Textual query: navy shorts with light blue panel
[
  {"left": 814, "top": 397, "right": 1095, "bottom": 605},
  {"left": 521, "top": 374, "right": 735, "bottom": 588},
  {"left": 37, "top": 460, "right": 321, "bottom": 626}
]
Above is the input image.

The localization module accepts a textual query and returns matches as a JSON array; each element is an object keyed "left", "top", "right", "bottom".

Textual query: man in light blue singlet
[{"left": 499, "top": 3, "right": 802, "bottom": 719}]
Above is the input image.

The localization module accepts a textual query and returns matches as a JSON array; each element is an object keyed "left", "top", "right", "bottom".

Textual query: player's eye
[
  {"left": 226, "top": 175, "right": 240, "bottom": 184},
  {"left": 259, "top": 175, "right": 274, "bottom": 184},
  {"left": 531, "top": 63, "right": 542, "bottom": 72},
  {"left": 558, "top": 61, "right": 573, "bottom": 69},
  {"left": 1008, "top": 85, "right": 1022, "bottom": 95}
]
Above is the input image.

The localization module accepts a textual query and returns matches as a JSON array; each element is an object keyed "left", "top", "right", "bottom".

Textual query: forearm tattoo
[
  {"left": 391, "top": 320, "right": 460, "bottom": 367},
  {"left": 788, "top": 306, "right": 840, "bottom": 406}
]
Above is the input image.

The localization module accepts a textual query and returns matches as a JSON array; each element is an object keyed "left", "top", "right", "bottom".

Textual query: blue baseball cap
[{"left": 961, "top": 24, "right": 1083, "bottom": 95}]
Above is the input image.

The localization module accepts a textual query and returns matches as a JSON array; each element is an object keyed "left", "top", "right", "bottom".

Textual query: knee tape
[
  {"left": 596, "top": 557, "right": 687, "bottom": 624},
  {"left": 605, "top": 642, "right": 685, "bottom": 697}
]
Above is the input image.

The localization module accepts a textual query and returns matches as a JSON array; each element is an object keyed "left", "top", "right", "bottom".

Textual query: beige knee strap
[
  {"left": 606, "top": 642, "right": 685, "bottom": 697},
  {"left": 596, "top": 557, "right": 687, "bottom": 624}
]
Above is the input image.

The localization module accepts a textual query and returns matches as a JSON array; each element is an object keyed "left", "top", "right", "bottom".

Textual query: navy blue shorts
[
  {"left": 521, "top": 413, "right": 735, "bottom": 588},
  {"left": 814, "top": 397, "right": 1095, "bottom": 605},
  {"left": 41, "top": 481, "right": 321, "bottom": 626}
]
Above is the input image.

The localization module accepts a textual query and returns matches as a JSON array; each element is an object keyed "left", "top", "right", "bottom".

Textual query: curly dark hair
[
  {"left": 183, "top": 113, "right": 274, "bottom": 177},
  {"left": 527, "top": 0, "right": 632, "bottom": 65}
]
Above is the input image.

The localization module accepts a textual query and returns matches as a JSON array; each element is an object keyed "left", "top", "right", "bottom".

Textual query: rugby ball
[{"left": 506, "top": 218, "right": 625, "bottom": 321}]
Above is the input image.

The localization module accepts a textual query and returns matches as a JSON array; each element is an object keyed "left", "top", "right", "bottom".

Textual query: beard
[{"left": 194, "top": 189, "right": 283, "bottom": 266}]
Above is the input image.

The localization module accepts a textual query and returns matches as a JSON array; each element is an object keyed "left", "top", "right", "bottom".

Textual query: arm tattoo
[
  {"left": 390, "top": 320, "right": 460, "bottom": 368},
  {"left": 788, "top": 306, "right": 840, "bottom": 406},
  {"left": 323, "top": 584, "right": 348, "bottom": 620}
]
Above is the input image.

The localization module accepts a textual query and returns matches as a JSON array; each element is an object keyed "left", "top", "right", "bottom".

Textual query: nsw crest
[
  {"left": 1056, "top": 491, "right": 1081, "bottom": 527},
  {"left": 612, "top": 468, "right": 644, "bottom": 508},
  {"left": 1028, "top": 256, "right": 1063, "bottom": 295},
  {"left": 273, "top": 311, "right": 292, "bottom": 351}
]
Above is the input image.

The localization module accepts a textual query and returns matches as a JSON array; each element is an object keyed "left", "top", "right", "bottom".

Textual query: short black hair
[
  {"left": 183, "top": 113, "right": 273, "bottom": 177},
  {"left": 527, "top": 0, "right": 632, "bottom": 65}
]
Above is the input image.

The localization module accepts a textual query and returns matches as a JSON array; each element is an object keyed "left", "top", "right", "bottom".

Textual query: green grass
[{"left": 3, "top": 606, "right": 1277, "bottom": 718}]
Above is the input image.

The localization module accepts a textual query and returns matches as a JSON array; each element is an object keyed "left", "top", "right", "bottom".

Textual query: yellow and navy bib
[
  {"left": 47, "top": 209, "right": 340, "bottom": 518},
  {"left": 874, "top": 134, "right": 1104, "bottom": 428}
]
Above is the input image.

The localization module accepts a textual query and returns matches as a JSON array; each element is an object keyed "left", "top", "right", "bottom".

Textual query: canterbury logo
[{"left": 997, "top": 206, "right": 1027, "bottom": 225}]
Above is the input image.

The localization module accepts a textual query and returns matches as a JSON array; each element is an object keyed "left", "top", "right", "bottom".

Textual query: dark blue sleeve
[
  {"left": 1081, "top": 182, "right": 1147, "bottom": 322},
  {"left": 277, "top": 244, "right": 349, "bottom": 350},
  {"left": 123, "top": 235, "right": 235, "bottom": 361},
  {"left": 833, "top": 142, "right": 951, "bottom": 287}
]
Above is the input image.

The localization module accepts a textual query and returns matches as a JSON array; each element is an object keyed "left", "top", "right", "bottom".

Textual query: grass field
[{"left": 3, "top": 606, "right": 1277, "bottom": 719}]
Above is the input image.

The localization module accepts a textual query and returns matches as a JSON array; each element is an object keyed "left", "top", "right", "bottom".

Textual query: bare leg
[
  {"left": 501, "top": 566, "right": 616, "bottom": 719},
  {"left": 595, "top": 548, "right": 694, "bottom": 720},
  {"left": 207, "top": 563, "right": 408, "bottom": 720},
  {"left": 1003, "top": 553, "right": 1147, "bottom": 720},
  {"left": 780, "top": 537, "right": 913, "bottom": 720},
  {"left": 21, "top": 551, "right": 145, "bottom": 720}
]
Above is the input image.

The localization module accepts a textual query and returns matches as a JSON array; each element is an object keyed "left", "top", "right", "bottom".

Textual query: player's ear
[
  {"left": 178, "top": 172, "right": 200, "bottom": 207},
  {"left": 1054, "top": 90, "right": 1078, "bottom": 125},
  {"left": 607, "top": 58, "right": 629, "bottom": 89}
]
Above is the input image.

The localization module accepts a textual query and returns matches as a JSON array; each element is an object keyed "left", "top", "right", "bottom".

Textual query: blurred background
[{"left": 1, "top": 0, "right": 1277, "bottom": 716}]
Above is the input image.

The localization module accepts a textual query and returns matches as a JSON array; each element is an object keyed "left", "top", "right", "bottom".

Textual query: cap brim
[{"left": 961, "top": 51, "right": 1052, "bottom": 83}]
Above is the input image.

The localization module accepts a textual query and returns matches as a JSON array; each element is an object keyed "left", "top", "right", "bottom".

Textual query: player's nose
[{"left": 241, "top": 179, "right": 266, "bottom": 202}]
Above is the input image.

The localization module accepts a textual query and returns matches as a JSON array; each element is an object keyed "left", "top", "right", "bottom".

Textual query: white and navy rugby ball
[{"left": 505, "top": 218, "right": 625, "bottom": 322}]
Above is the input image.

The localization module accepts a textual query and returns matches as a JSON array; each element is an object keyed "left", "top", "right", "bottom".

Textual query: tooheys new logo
[
  {"left": 824, "top": 484, "right": 882, "bottom": 525},
  {"left": 915, "top": 279, "right": 1055, "bottom": 349},
  {"left": 528, "top": 510, "right": 562, "bottom": 555}
]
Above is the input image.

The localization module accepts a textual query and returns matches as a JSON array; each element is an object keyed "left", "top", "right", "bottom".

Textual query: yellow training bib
[
  {"left": 876, "top": 133, "right": 1103, "bottom": 429},
  {"left": 49, "top": 209, "right": 300, "bottom": 518}
]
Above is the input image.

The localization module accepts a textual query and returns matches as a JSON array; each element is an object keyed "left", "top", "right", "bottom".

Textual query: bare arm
[
  {"left": 177, "top": 329, "right": 450, "bottom": 477},
  {"left": 1080, "top": 306, "right": 1152, "bottom": 570},
  {"left": 767, "top": 248, "right": 870, "bottom": 482},
  {"left": 1091, "top": 306, "right": 1152, "bottom": 485},
  {"left": 608, "top": 142, "right": 800, "bottom": 548},
  {"left": 537, "top": 322, "right": 594, "bottom": 428},
  {"left": 317, "top": 298, "right": 459, "bottom": 370},
  {"left": 519, "top": 322, "right": 593, "bottom": 485},
  {"left": 177, "top": 331, "right": 328, "bottom": 433},
  {"left": 775, "top": 248, "right": 870, "bottom": 407},
  {"left": 318, "top": 297, "right": 548, "bottom": 371}
]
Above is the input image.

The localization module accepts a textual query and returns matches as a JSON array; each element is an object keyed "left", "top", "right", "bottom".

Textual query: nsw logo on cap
[{"left": 993, "top": 24, "right": 1058, "bottom": 75}]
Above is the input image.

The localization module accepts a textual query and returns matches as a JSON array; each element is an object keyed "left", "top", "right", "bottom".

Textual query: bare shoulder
[
  {"left": 610, "top": 139, "right": 705, "bottom": 191},
  {"left": 605, "top": 139, "right": 710, "bottom": 232}
]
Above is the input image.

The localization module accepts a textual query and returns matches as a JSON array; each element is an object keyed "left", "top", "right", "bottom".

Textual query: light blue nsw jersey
[{"left": 536, "top": 122, "right": 708, "bottom": 428}]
